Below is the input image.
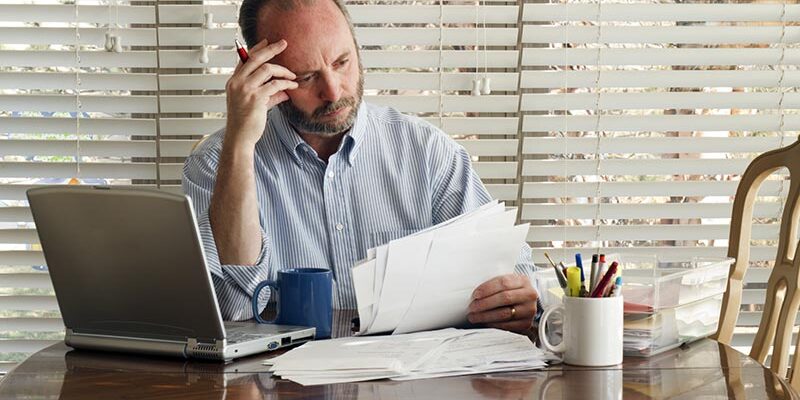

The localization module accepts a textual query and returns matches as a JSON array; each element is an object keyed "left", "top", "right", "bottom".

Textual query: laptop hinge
[
  {"left": 186, "top": 338, "right": 226, "bottom": 361},
  {"left": 65, "top": 328, "right": 188, "bottom": 358}
]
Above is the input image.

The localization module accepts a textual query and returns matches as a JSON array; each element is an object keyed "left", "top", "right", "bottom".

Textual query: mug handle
[
  {"left": 538, "top": 304, "right": 565, "bottom": 354},
  {"left": 252, "top": 280, "right": 278, "bottom": 324}
]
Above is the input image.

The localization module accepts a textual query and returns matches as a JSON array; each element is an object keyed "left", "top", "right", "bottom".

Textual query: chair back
[{"left": 714, "top": 137, "right": 800, "bottom": 389}]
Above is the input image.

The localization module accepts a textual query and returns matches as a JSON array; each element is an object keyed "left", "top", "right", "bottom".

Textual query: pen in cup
[
  {"left": 589, "top": 254, "right": 599, "bottom": 292},
  {"left": 544, "top": 252, "right": 569, "bottom": 296},
  {"left": 609, "top": 276, "right": 623, "bottom": 297},
  {"left": 566, "top": 267, "right": 581, "bottom": 297},
  {"left": 590, "top": 261, "right": 618, "bottom": 298},
  {"left": 593, "top": 254, "right": 606, "bottom": 292},
  {"left": 575, "top": 253, "right": 588, "bottom": 297}
]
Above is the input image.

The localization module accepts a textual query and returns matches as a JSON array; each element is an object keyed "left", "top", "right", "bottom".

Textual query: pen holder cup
[{"left": 539, "top": 296, "right": 623, "bottom": 366}]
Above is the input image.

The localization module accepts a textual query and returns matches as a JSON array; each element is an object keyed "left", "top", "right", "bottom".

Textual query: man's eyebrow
[{"left": 294, "top": 52, "right": 351, "bottom": 76}]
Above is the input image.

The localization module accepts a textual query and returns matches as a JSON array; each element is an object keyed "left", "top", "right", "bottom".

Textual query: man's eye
[
  {"left": 296, "top": 75, "right": 312, "bottom": 83},
  {"left": 336, "top": 59, "right": 349, "bottom": 68}
]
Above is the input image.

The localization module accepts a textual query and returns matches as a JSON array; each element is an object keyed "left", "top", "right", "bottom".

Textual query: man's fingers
[
  {"left": 239, "top": 39, "right": 289, "bottom": 76},
  {"left": 472, "top": 274, "right": 528, "bottom": 301},
  {"left": 266, "top": 91, "right": 291, "bottom": 108},
  {"left": 248, "top": 63, "right": 296, "bottom": 88},
  {"left": 468, "top": 301, "right": 537, "bottom": 324},
  {"left": 470, "top": 286, "right": 534, "bottom": 314},
  {"left": 260, "top": 79, "right": 299, "bottom": 97}
]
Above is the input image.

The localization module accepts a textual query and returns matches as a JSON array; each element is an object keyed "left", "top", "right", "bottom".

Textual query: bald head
[{"left": 239, "top": 0, "right": 355, "bottom": 49}]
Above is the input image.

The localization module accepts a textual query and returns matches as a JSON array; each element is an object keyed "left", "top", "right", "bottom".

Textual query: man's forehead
[{"left": 258, "top": 2, "right": 354, "bottom": 70}]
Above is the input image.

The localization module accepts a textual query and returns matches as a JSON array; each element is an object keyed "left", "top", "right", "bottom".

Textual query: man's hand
[
  {"left": 468, "top": 274, "right": 538, "bottom": 334},
  {"left": 224, "top": 39, "right": 298, "bottom": 149}
]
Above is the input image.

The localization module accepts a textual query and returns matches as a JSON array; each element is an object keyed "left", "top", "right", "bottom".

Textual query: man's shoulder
[
  {"left": 187, "top": 128, "right": 226, "bottom": 161},
  {"left": 363, "top": 102, "right": 453, "bottom": 147}
]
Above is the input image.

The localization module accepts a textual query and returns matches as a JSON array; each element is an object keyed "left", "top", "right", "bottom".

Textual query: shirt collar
[{"left": 269, "top": 102, "right": 368, "bottom": 167}]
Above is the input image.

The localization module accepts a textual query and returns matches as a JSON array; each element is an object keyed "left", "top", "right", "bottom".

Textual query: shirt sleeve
[{"left": 182, "top": 149, "right": 273, "bottom": 321}]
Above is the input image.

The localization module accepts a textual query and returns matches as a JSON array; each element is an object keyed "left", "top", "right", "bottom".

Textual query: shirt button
[
  {"left": 335, "top": 223, "right": 344, "bottom": 231},
  {"left": 327, "top": 171, "right": 335, "bottom": 179}
]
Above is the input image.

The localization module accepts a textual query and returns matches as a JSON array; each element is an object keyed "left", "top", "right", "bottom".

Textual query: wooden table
[{"left": 1, "top": 312, "right": 797, "bottom": 399}]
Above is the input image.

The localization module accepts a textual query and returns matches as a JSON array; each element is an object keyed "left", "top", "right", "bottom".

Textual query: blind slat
[
  {"left": 522, "top": 202, "right": 781, "bottom": 220},
  {"left": 159, "top": 50, "right": 519, "bottom": 69},
  {"left": 523, "top": 136, "right": 796, "bottom": 154},
  {"left": 521, "top": 70, "right": 800, "bottom": 89},
  {"left": 522, "top": 4, "right": 800, "bottom": 22},
  {"left": 0, "top": 318, "right": 62, "bottom": 332},
  {"left": 157, "top": 27, "right": 518, "bottom": 47},
  {"left": 522, "top": 25, "right": 799, "bottom": 44},
  {"left": 0, "top": 162, "right": 158, "bottom": 180},
  {"left": 0, "top": 296, "right": 59, "bottom": 311},
  {"left": 522, "top": 159, "right": 754, "bottom": 176},
  {"left": 527, "top": 224, "right": 778, "bottom": 241},
  {"left": 0, "top": 117, "right": 156, "bottom": 136},
  {"left": 522, "top": 48, "right": 797, "bottom": 66},
  {"left": 0, "top": 274, "right": 51, "bottom": 289},
  {"left": 160, "top": 95, "right": 520, "bottom": 114},
  {"left": 0, "top": 4, "right": 154, "bottom": 23},
  {"left": 521, "top": 92, "right": 800, "bottom": 111},
  {"left": 522, "top": 115, "right": 800, "bottom": 133},
  {"left": 523, "top": 180, "right": 785, "bottom": 198},
  {"left": 0, "top": 72, "right": 157, "bottom": 91}
]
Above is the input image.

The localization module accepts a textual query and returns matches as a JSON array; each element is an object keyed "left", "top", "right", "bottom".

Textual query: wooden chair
[{"left": 713, "top": 136, "right": 800, "bottom": 390}]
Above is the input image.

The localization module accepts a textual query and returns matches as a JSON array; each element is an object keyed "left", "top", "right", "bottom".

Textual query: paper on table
[
  {"left": 268, "top": 328, "right": 551, "bottom": 386},
  {"left": 269, "top": 328, "right": 463, "bottom": 372},
  {"left": 393, "top": 223, "right": 529, "bottom": 334}
]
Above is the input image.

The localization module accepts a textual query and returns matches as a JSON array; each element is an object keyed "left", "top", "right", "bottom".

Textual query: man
[{"left": 182, "top": 0, "right": 540, "bottom": 334}]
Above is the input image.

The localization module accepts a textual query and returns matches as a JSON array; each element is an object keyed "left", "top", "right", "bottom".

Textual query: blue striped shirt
[{"left": 182, "top": 102, "right": 536, "bottom": 321}]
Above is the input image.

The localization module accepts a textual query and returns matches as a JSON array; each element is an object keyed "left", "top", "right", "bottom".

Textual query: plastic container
[
  {"left": 614, "top": 254, "right": 733, "bottom": 313},
  {"left": 624, "top": 294, "right": 723, "bottom": 357}
]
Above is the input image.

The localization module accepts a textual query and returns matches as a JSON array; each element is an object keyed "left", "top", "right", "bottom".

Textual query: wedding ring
[{"left": 510, "top": 306, "right": 517, "bottom": 320}]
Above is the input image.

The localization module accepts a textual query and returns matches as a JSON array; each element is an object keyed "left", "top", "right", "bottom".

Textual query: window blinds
[
  {"left": 521, "top": 2, "right": 797, "bottom": 352},
  {"left": 0, "top": 0, "right": 521, "bottom": 372},
  {"left": 0, "top": 0, "right": 161, "bottom": 373},
  {"left": 1, "top": 0, "right": 795, "bottom": 371}
]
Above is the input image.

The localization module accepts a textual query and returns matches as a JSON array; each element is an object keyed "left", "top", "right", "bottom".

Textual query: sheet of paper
[
  {"left": 393, "top": 224, "right": 529, "bottom": 334},
  {"left": 367, "top": 243, "right": 390, "bottom": 332},
  {"left": 352, "top": 258, "right": 377, "bottom": 334},
  {"left": 367, "top": 231, "right": 434, "bottom": 334}
]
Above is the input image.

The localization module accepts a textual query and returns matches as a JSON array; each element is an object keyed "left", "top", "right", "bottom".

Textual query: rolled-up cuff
[{"left": 196, "top": 211, "right": 272, "bottom": 315}]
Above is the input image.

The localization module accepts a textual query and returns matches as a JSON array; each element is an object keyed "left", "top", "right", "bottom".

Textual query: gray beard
[
  {"left": 279, "top": 95, "right": 360, "bottom": 138},
  {"left": 279, "top": 68, "right": 365, "bottom": 137}
]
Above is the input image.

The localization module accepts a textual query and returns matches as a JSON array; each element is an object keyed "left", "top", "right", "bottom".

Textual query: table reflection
[{"left": 0, "top": 338, "right": 797, "bottom": 399}]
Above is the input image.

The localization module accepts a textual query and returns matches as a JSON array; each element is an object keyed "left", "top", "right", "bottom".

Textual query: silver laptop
[{"left": 26, "top": 186, "right": 315, "bottom": 361}]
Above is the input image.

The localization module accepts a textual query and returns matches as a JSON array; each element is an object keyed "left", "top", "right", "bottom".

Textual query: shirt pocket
[{"left": 366, "top": 229, "right": 421, "bottom": 249}]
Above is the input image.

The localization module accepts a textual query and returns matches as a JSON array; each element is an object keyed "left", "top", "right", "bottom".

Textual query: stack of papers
[
  {"left": 266, "top": 328, "right": 551, "bottom": 385},
  {"left": 351, "top": 201, "right": 529, "bottom": 335}
]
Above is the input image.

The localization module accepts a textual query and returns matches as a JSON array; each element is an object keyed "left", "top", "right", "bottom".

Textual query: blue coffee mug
[{"left": 251, "top": 268, "right": 333, "bottom": 338}]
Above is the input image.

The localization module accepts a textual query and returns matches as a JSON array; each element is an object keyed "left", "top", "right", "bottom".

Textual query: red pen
[
  {"left": 235, "top": 39, "right": 249, "bottom": 63},
  {"left": 590, "top": 261, "right": 618, "bottom": 298}
]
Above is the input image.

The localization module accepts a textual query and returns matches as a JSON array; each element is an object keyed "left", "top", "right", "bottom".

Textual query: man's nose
[{"left": 318, "top": 72, "right": 342, "bottom": 103}]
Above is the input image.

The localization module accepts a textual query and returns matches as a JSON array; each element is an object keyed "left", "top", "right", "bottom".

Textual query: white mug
[{"left": 539, "top": 296, "right": 623, "bottom": 366}]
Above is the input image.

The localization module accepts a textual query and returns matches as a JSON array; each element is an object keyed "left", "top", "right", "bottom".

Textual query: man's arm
[
  {"left": 181, "top": 39, "right": 298, "bottom": 320},
  {"left": 214, "top": 38, "right": 297, "bottom": 265},
  {"left": 183, "top": 151, "right": 272, "bottom": 321}
]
